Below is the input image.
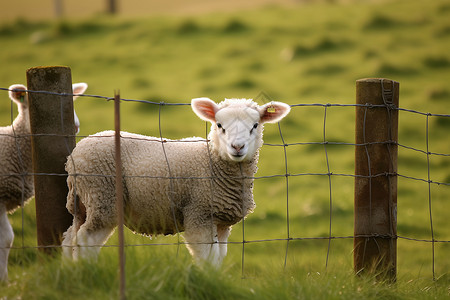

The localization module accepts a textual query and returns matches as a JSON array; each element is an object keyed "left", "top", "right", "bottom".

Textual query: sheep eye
[
  {"left": 250, "top": 123, "right": 258, "bottom": 134},
  {"left": 217, "top": 123, "right": 225, "bottom": 134}
]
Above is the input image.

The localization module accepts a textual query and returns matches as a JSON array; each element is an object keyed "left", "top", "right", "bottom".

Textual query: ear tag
[
  {"left": 16, "top": 91, "right": 26, "bottom": 103},
  {"left": 267, "top": 106, "right": 276, "bottom": 113}
]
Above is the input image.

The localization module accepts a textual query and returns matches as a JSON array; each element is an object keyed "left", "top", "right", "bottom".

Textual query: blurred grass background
[{"left": 0, "top": 0, "right": 449, "bottom": 298}]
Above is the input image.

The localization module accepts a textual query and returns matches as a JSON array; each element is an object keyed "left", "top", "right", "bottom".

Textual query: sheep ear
[
  {"left": 8, "top": 84, "right": 27, "bottom": 105},
  {"left": 191, "top": 97, "right": 219, "bottom": 122},
  {"left": 71, "top": 83, "right": 86, "bottom": 134},
  {"left": 258, "top": 101, "right": 291, "bottom": 124},
  {"left": 72, "top": 82, "right": 88, "bottom": 99}
]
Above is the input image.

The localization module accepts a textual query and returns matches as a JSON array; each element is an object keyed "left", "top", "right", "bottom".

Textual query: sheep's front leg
[
  {"left": 217, "top": 225, "right": 231, "bottom": 263},
  {"left": 0, "top": 205, "right": 14, "bottom": 281},
  {"left": 184, "top": 224, "right": 221, "bottom": 267}
]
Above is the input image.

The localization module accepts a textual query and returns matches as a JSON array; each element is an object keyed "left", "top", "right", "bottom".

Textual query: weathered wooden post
[
  {"left": 354, "top": 78, "right": 399, "bottom": 281},
  {"left": 54, "top": 0, "right": 63, "bottom": 18},
  {"left": 26, "top": 66, "right": 76, "bottom": 254},
  {"left": 107, "top": 0, "right": 117, "bottom": 14}
]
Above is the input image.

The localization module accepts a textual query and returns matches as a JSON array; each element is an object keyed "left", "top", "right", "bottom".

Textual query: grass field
[{"left": 0, "top": 0, "right": 449, "bottom": 298}]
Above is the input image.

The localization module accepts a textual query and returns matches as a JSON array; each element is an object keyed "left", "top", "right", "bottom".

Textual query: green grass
[
  {"left": 3, "top": 248, "right": 449, "bottom": 300},
  {"left": 0, "top": 0, "right": 449, "bottom": 297}
]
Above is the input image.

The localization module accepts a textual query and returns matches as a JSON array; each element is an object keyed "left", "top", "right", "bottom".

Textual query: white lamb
[
  {"left": 62, "top": 97, "right": 290, "bottom": 266},
  {"left": 0, "top": 82, "right": 87, "bottom": 281}
]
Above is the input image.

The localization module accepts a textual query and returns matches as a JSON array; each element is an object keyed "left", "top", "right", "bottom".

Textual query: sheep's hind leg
[
  {"left": 0, "top": 204, "right": 14, "bottom": 281},
  {"left": 61, "top": 224, "right": 75, "bottom": 260},
  {"left": 62, "top": 211, "right": 87, "bottom": 260},
  {"left": 72, "top": 225, "right": 115, "bottom": 261},
  {"left": 61, "top": 223, "right": 81, "bottom": 260}
]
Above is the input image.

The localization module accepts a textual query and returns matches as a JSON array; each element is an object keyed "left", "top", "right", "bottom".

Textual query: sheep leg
[
  {"left": 0, "top": 204, "right": 14, "bottom": 281},
  {"left": 72, "top": 225, "right": 115, "bottom": 261},
  {"left": 217, "top": 225, "right": 231, "bottom": 264},
  {"left": 61, "top": 224, "right": 79, "bottom": 260},
  {"left": 61, "top": 225, "right": 74, "bottom": 259},
  {"left": 61, "top": 212, "right": 86, "bottom": 260},
  {"left": 184, "top": 224, "right": 221, "bottom": 267}
]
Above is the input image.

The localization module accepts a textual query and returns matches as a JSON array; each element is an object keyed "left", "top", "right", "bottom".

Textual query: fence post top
[
  {"left": 26, "top": 66, "right": 71, "bottom": 74},
  {"left": 356, "top": 78, "right": 399, "bottom": 84}
]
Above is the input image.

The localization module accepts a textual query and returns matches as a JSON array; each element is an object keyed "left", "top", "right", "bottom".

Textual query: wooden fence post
[
  {"left": 26, "top": 66, "right": 75, "bottom": 254},
  {"left": 354, "top": 78, "right": 399, "bottom": 281},
  {"left": 107, "top": 0, "right": 117, "bottom": 14}
]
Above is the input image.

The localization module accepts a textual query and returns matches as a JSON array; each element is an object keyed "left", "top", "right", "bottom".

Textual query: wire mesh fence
[{"left": 0, "top": 80, "right": 449, "bottom": 286}]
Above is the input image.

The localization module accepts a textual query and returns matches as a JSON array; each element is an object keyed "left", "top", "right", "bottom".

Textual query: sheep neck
[
  {"left": 11, "top": 109, "right": 32, "bottom": 170},
  {"left": 207, "top": 147, "right": 258, "bottom": 225}
]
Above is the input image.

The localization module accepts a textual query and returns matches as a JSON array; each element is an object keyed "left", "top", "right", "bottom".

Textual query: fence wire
[{"left": 0, "top": 86, "right": 449, "bottom": 283}]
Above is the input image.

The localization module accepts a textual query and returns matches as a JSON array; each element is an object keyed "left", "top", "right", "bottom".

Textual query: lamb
[
  {"left": 62, "top": 97, "right": 290, "bottom": 266},
  {"left": 0, "top": 82, "right": 87, "bottom": 281}
]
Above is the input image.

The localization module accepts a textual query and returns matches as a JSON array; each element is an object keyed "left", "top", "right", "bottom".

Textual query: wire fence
[{"left": 0, "top": 84, "right": 449, "bottom": 284}]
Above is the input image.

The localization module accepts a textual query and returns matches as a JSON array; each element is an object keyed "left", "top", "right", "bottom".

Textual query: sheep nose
[{"left": 231, "top": 143, "right": 244, "bottom": 153}]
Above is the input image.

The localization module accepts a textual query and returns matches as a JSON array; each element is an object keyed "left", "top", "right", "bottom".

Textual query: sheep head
[
  {"left": 8, "top": 83, "right": 87, "bottom": 134},
  {"left": 192, "top": 97, "right": 290, "bottom": 162},
  {"left": 8, "top": 84, "right": 28, "bottom": 111}
]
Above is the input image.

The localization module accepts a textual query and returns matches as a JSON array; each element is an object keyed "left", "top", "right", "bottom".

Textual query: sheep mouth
[{"left": 230, "top": 153, "right": 246, "bottom": 162}]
